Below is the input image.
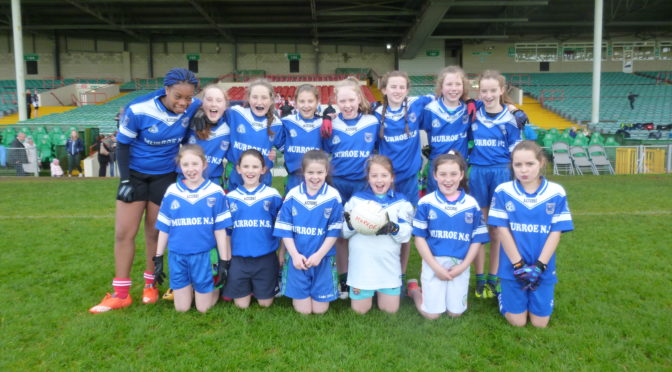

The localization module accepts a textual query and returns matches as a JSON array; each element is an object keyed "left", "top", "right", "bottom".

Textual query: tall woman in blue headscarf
[{"left": 90, "top": 68, "right": 201, "bottom": 313}]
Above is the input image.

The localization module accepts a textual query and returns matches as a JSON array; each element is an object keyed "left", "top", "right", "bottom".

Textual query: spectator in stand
[
  {"left": 51, "top": 158, "right": 64, "bottom": 177},
  {"left": 31, "top": 89, "right": 40, "bottom": 118},
  {"left": 279, "top": 97, "right": 294, "bottom": 117},
  {"left": 627, "top": 92, "right": 639, "bottom": 110},
  {"left": 9, "top": 132, "right": 28, "bottom": 176},
  {"left": 23, "top": 136, "right": 38, "bottom": 174},
  {"left": 96, "top": 135, "right": 111, "bottom": 177},
  {"left": 65, "top": 130, "right": 84, "bottom": 177},
  {"left": 115, "top": 108, "right": 124, "bottom": 129}
]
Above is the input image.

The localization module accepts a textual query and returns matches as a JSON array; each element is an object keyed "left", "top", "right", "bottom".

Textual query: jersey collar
[
  {"left": 513, "top": 177, "right": 548, "bottom": 197},
  {"left": 362, "top": 186, "right": 396, "bottom": 201},
  {"left": 237, "top": 183, "right": 265, "bottom": 195},
  {"left": 177, "top": 178, "right": 211, "bottom": 193},
  {"left": 299, "top": 181, "right": 328, "bottom": 199},
  {"left": 480, "top": 105, "right": 509, "bottom": 121},
  {"left": 438, "top": 98, "right": 464, "bottom": 115},
  {"left": 434, "top": 188, "right": 465, "bottom": 205}
]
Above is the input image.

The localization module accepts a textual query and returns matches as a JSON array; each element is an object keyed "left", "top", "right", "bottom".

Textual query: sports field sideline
[{"left": 1, "top": 174, "right": 670, "bottom": 370}]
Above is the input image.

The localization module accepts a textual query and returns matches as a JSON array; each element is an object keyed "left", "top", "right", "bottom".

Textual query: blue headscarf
[{"left": 163, "top": 68, "right": 199, "bottom": 87}]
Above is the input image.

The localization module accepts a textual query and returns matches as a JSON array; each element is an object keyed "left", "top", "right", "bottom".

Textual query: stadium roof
[{"left": 2, "top": 0, "right": 671, "bottom": 58}]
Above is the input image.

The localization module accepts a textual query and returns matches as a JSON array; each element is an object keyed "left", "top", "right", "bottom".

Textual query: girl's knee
[
  {"left": 446, "top": 311, "right": 463, "bottom": 318},
  {"left": 257, "top": 299, "right": 273, "bottom": 308},
  {"left": 351, "top": 304, "right": 370, "bottom": 315},
  {"left": 421, "top": 312, "right": 442, "bottom": 320},
  {"left": 196, "top": 304, "right": 212, "bottom": 313},
  {"left": 175, "top": 304, "right": 190, "bottom": 312},
  {"left": 530, "top": 315, "right": 550, "bottom": 328},
  {"left": 505, "top": 314, "right": 528, "bottom": 327}
]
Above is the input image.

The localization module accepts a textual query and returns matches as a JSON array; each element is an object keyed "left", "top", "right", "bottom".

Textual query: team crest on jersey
[
  {"left": 171, "top": 200, "right": 180, "bottom": 210},
  {"left": 462, "top": 115, "right": 469, "bottom": 125},
  {"left": 409, "top": 112, "right": 417, "bottom": 123},
  {"left": 428, "top": 209, "right": 438, "bottom": 220},
  {"left": 290, "top": 129, "right": 298, "bottom": 138},
  {"left": 221, "top": 140, "right": 230, "bottom": 151},
  {"left": 207, "top": 197, "right": 216, "bottom": 207},
  {"left": 269, "top": 134, "right": 276, "bottom": 142},
  {"left": 471, "top": 123, "right": 478, "bottom": 131},
  {"left": 431, "top": 119, "right": 441, "bottom": 128},
  {"left": 364, "top": 132, "right": 373, "bottom": 143},
  {"left": 546, "top": 203, "right": 555, "bottom": 215},
  {"left": 292, "top": 206, "right": 298, "bottom": 216},
  {"left": 332, "top": 135, "right": 341, "bottom": 145},
  {"left": 229, "top": 202, "right": 238, "bottom": 212},
  {"left": 499, "top": 124, "right": 507, "bottom": 135},
  {"left": 181, "top": 117, "right": 189, "bottom": 127},
  {"left": 505, "top": 201, "right": 515, "bottom": 212},
  {"left": 237, "top": 124, "right": 246, "bottom": 134},
  {"left": 323, "top": 208, "right": 332, "bottom": 218},
  {"left": 187, "top": 136, "right": 196, "bottom": 144},
  {"left": 264, "top": 200, "right": 271, "bottom": 211},
  {"left": 148, "top": 125, "right": 159, "bottom": 133},
  {"left": 465, "top": 212, "right": 473, "bottom": 224}
]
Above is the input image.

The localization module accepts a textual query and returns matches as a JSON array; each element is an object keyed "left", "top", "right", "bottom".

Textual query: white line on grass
[{"left": 0, "top": 215, "right": 114, "bottom": 219}]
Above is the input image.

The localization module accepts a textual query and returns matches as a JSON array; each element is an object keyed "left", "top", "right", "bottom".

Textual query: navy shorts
[
  {"left": 223, "top": 251, "right": 279, "bottom": 300},
  {"left": 169, "top": 250, "right": 215, "bottom": 294},
  {"left": 331, "top": 176, "right": 367, "bottom": 203},
  {"left": 121, "top": 170, "right": 176, "bottom": 205},
  {"left": 394, "top": 175, "right": 419, "bottom": 206}
]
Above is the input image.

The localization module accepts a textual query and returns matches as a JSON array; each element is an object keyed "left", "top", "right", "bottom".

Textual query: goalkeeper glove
[
  {"left": 343, "top": 212, "right": 354, "bottom": 230},
  {"left": 465, "top": 99, "right": 477, "bottom": 122},
  {"left": 191, "top": 110, "right": 213, "bottom": 132},
  {"left": 320, "top": 115, "right": 333, "bottom": 138},
  {"left": 153, "top": 255, "right": 166, "bottom": 286},
  {"left": 376, "top": 213, "right": 399, "bottom": 236},
  {"left": 215, "top": 259, "right": 231, "bottom": 287},
  {"left": 512, "top": 109, "right": 529, "bottom": 130},
  {"left": 117, "top": 179, "right": 135, "bottom": 203}
]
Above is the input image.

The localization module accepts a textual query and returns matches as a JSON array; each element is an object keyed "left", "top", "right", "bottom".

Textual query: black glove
[
  {"left": 215, "top": 259, "right": 231, "bottom": 287},
  {"left": 117, "top": 179, "right": 134, "bottom": 202},
  {"left": 343, "top": 212, "right": 354, "bottom": 230},
  {"left": 153, "top": 255, "right": 166, "bottom": 286},
  {"left": 191, "top": 110, "right": 212, "bottom": 132},
  {"left": 512, "top": 259, "right": 527, "bottom": 284},
  {"left": 376, "top": 214, "right": 399, "bottom": 236},
  {"left": 421, "top": 145, "right": 431, "bottom": 159}
]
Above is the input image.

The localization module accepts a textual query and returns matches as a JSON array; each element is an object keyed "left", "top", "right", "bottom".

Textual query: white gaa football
[{"left": 350, "top": 200, "right": 387, "bottom": 235}]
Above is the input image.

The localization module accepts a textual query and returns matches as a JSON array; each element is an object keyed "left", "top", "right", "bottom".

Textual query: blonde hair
[
  {"left": 333, "top": 76, "right": 371, "bottom": 115},
  {"left": 196, "top": 84, "right": 228, "bottom": 140},
  {"left": 366, "top": 155, "right": 395, "bottom": 182},
  {"left": 435, "top": 66, "right": 470, "bottom": 102},
  {"left": 246, "top": 79, "right": 277, "bottom": 136},
  {"left": 478, "top": 69, "right": 513, "bottom": 106},
  {"left": 295, "top": 84, "right": 320, "bottom": 103},
  {"left": 379, "top": 71, "right": 411, "bottom": 139}
]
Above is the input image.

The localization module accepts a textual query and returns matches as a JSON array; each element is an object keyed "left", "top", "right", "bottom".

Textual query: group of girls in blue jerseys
[{"left": 90, "top": 66, "right": 573, "bottom": 328}]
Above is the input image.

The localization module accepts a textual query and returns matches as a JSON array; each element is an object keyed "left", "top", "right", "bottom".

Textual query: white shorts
[{"left": 420, "top": 256, "right": 469, "bottom": 315}]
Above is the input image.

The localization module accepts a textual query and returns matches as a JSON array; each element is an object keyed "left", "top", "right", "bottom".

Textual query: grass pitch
[{"left": 1, "top": 175, "right": 671, "bottom": 370}]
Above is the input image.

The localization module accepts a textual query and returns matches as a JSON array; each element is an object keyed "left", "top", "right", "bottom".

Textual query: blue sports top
[
  {"left": 468, "top": 106, "right": 522, "bottom": 166},
  {"left": 226, "top": 184, "right": 283, "bottom": 258},
  {"left": 117, "top": 89, "right": 201, "bottom": 174},
  {"left": 413, "top": 189, "right": 489, "bottom": 259},
  {"left": 184, "top": 116, "right": 230, "bottom": 179},
  {"left": 156, "top": 179, "right": 232, "bottom": 255},
  {"left": 273, "top": 182, "right": 343, "bottom": 257},
  {"left": 488, "top": 178, "right": 573, "bottom": 283},
  {"left": 225, "top": 105, "right": 283, "bottom": 170},
  {"left": 421, "top": 99, "right": 471, "bottom": 160},
  {"left": 322, "top": 113, "right": 379, "bottom": 180},
  {"left": 277, "top": 113, "right": 324, "bottom": 174},
  {"left": 375, "top": 95, "right": 433, "bottom": 181}
]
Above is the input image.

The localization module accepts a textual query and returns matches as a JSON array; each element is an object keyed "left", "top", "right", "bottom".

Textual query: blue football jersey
[
  {"left": 322, "top": 113, "right": 379, "bottom": 180},
  {"left": 156, "top": 179, "right": 232, "bottom": 255},
  {"left": 421, "top": 99, "right": 471, "bottom": 160},
  {"left": 375, "top": 95, "right": 433, "bottom": 181},
  {"left": 273, "top": 182, "right": 343, "bottom": 257},
  {"left": 488, "top": 178, "right": 574, "bottom": 283},
  {"left": 468, "top": 106, "right": 522, "bottom": 166},
  {"left": 117, "top": 91, "right": 201, "bottom": 174},
  {"left": 184, "top": 117, "right": 230, "bottom": 179},
  {"left": 277, "top": 113, "right": 323, "bottom": 174},
  {"left": 413, "top": 190, "right": 489, "bottom": 259},
  {"left": 225, "top": 105, "right": 283, "bottom": 171}
]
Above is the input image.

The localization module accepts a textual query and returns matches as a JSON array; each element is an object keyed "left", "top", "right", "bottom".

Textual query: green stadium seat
[{"left": 604, "top": 137, "right": 619, "bottom": 146}]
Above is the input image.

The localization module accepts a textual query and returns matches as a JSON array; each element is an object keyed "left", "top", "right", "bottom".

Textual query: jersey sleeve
[
  {"left": 471, "top": 208, "right": 490, "bottom": 244},
  {"left": 420, "top": 106, "right": 432, "bottom": 132},
  {"left": 487, "top": 189, "right": 509, "bottom": 227},
  {"left": 506, "top": 119, "right": 522, "bottom": 153},
  {"left": 273, "top": 198, "right": 295, "bottom": 239},
  {"left": 326, "top": 199, "right": 344, "bottom": 238},
  {"left": 155, "top": 195, "right": 173, "bottom": 233},
  {"left": 412, "top": 203, "right": 430, "bottom": 238},
  {"left": 551, "top": 193, "right": 574, "bottom": 233},
  {"left": 116, "top": 109, "right": 139, "bottom": 144},
  {"left": 390, "top": 200, "right": 414, "bottom": 244},
  {"left": 214, "top": 192, "right": 233, "bottom": 230},
  {"left": 275, "top": 122, "right": 288, "bottom": 152}
]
